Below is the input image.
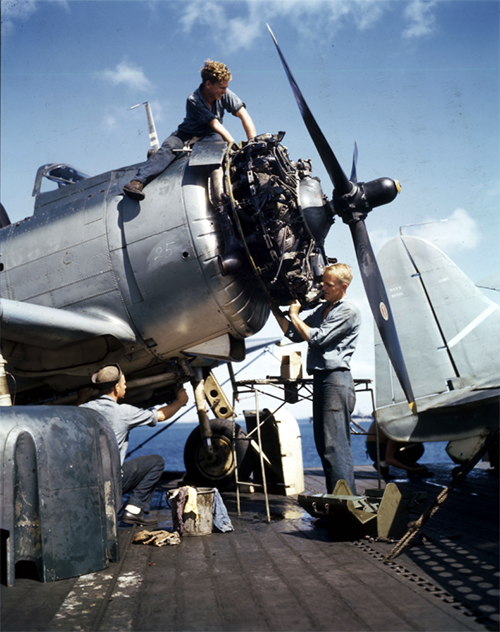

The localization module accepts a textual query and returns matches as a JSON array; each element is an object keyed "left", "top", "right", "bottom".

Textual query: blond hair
[
  {"left": 201, "top": 60, "right": 232, "bottom": 84},
  {"left": 324, "top": 263, "right": 353, "bottom": 286}
]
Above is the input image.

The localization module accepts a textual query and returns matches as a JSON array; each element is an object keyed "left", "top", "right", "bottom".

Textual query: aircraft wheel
[{"left": 183, "top": 418, "right": 253, "bottom": 491}]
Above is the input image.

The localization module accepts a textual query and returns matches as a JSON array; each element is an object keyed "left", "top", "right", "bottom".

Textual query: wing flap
[{"left": 377, "top": 385, "right": 499, "bottom": 442}]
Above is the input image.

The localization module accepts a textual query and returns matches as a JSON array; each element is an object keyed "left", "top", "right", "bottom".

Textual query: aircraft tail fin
[{"left": 375, "top": 236, "right": 500, "bottom": 409}]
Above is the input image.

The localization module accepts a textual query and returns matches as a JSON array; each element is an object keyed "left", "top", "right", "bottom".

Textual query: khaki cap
[{"left": 91, "top": 364, "right": 123, "bottom": 390}]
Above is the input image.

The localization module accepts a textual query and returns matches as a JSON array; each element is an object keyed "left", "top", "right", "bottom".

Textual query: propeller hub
[
  {"left": 334, "top": 177, "right": 400, "bottom": 224},
  {"left": 363, "top": 177, "right": 400, "bottom": 208}
]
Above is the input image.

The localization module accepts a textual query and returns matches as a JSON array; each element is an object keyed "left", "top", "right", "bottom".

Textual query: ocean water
[{"left": 126, "top": 417, "right": 452, "bottom": 471}]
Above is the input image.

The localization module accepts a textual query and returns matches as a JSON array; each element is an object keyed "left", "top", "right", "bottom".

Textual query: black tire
[{"left": 183, "top": 418, "right": 253, "bottom": 491}]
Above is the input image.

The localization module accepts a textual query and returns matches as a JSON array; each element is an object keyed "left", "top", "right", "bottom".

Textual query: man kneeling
[{"left": 80, "top": 364, "right": 188, "bottom": 527}]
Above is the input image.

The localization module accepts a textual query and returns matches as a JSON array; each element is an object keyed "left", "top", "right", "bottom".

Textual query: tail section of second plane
[{"left": 374, "top": 235, "right": 499, "bottom": 443}]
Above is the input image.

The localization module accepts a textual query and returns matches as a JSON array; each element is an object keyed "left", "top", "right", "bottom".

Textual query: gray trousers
[{"left": 312, "top": 370, "right": 356, "bottom": 494}]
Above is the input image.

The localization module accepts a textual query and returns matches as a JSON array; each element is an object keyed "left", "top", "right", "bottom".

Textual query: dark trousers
[
  {"left": 313, "top": 370, "right": 356, "bottom": 494},
  {"left": 134, "top": 132, "right": 185, "bottom": 185},
  {"left": 121, "top": 455, "right": 165, "bottom": 512},
  {"left": 134, "top": 131, "right": 221, "bottom": 185}
]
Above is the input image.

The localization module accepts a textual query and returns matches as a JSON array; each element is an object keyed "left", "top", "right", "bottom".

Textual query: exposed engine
[{"left": 217, "top": 133, "right": 334, "bottom": 308}]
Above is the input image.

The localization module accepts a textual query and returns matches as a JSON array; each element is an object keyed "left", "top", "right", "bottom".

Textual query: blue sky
[{"left": 1, "top": 0, "right": 499, "bottom": 415}]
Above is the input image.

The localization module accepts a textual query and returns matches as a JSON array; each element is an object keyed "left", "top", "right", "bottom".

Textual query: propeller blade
[
  {"left": 267, "top": 25, "right": 351, "bottom": 195},
  {"left": 349, "top": 218, "right": 416, "bottom": 412},
  {"left": 350, "top": 140, "right": 358, "bottom": 184},
  {"left": 268, "top": 24, "right": 414, "bottom": 411}
]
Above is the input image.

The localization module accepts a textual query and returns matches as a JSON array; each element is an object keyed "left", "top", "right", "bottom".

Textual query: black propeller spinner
[{"left": 268, "top": 25, "right": 416, "bottom": 413}]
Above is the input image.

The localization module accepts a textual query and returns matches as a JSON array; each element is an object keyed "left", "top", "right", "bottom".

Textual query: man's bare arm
[
  {"left": 157, "top": 388, "right": 188, "bottom": 422},
  {"left": 270, "top": 303, "right": 290, "bottom": 334},
  {"left": 208, "top": 118, "right": 236, "bottom": 144},
  {"left": 236, "top": 106, "right": 256, "bottom": 139}
]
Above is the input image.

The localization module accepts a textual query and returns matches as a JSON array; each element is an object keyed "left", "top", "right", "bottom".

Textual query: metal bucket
[{"left": 171, "top": 487, "right": 214, "bottom": 536}]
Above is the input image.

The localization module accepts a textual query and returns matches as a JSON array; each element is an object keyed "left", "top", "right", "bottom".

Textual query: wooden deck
[{"left": 2, "top": 464, "right": 498, "bottom": 631}]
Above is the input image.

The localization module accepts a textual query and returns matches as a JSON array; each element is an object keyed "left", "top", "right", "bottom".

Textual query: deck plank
[{"left": 1, "top": 465, "right": 497, "bottom": 631}]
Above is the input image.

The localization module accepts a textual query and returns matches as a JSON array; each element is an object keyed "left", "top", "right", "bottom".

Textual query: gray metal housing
[
  {"left": 0, "top": 406, "right": 121, "bottom": 585},
  {"left": 0, "top": 141, "right": 273, "bottom": 399}
]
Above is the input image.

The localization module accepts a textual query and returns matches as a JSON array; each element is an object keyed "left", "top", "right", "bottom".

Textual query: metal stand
[
  {"left": 233, "top": 388, "right": 271, "bottom": 522},
  {"left": 231, "top": 376, "right": 376, "bottom": 518}
]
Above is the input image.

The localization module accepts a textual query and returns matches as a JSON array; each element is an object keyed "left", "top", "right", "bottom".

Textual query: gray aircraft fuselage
[{"left": 0, "top": 135, "right": 329, "bottom": 404}]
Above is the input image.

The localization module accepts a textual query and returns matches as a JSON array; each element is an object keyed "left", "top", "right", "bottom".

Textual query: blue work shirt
[
  {"left": 177, "top": 85, "right": 245, "bottom": 138},
  {"left": 286, "top": 298, "right": 361, "bottom": 374},
  {"left": 81, "top": 395, "right": 158, "bottom": 464}
]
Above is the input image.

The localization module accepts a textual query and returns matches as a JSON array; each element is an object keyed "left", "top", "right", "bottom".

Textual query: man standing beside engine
[
  {"left": 123, "top": 59, "right": 256, "bottom": 201},
  {"left": 270, "top": 263, "right": 361, "bottom": 494}
]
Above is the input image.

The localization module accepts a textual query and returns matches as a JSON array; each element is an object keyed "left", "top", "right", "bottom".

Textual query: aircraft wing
[
  {"left": 374, "top": 236, "right": 500, "bottom": 442},
  {"left": 0, "top": 298, "right": 137, "bottom": 348}
]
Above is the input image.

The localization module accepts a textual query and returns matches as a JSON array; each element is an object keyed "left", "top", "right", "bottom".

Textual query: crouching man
[{"left": 79, "top": 364, "right": 188, "bottom": 528}]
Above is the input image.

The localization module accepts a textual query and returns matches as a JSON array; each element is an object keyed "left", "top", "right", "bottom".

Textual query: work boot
[
  {"left": 121, "top": 508, "right": 158, "bottom": 527},
  {"left": 123, "top": 180, "right": 145, "bottom": 201}
]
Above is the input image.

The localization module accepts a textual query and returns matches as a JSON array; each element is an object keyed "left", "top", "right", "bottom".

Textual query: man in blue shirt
[
  {"left": 80, "top": 364, "right": 188, "bottom": 527},
  {"left": 123, "top": 59, "right": 256, "bottom": 201},
  {"left": 270, "top": 263, "right": 361, "bottom": 494}
]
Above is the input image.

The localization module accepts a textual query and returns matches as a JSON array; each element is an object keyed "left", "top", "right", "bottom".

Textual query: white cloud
[
  {"left": 1, "top": 0, "right": 69, "bottom": 39},
  {"left": 100, "top": 61, "right": 152, "bottom": 91},
  {"left": 409, "top": 208, "right": 481, "bottom": 252},
  {"left": 178, "top": 0, "right": 225, "bottom": 33},
  {"left": 173, "top": 0, "right": 394, "bottom": 49},
  {"left": 99, "top": 100, "right": 166, "bottom": 150},
  {"left": 1, "top": 0, "right": 37, "bottom": 20},
  {"left": 370, "top": 208, "right": 481, "bottom": 257},
  {"left": 402, "top": 0, "right": 438, "bottom": 39},
  {"left": 1, "top": 0, "right": 440, "bottom": 52}
]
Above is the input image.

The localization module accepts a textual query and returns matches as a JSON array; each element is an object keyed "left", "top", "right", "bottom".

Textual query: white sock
[{"left": 125, "top": 504, "right": 141, "bottom": 515}]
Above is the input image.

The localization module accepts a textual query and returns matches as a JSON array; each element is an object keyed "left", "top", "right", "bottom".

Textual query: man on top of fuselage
[{"left": 123, "top": 59, "right": 256, "bottom": 201}]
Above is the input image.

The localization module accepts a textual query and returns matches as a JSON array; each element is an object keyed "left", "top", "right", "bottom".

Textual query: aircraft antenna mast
[{"left": 130, "top": 101, "right": 160, "bottom": 152}]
